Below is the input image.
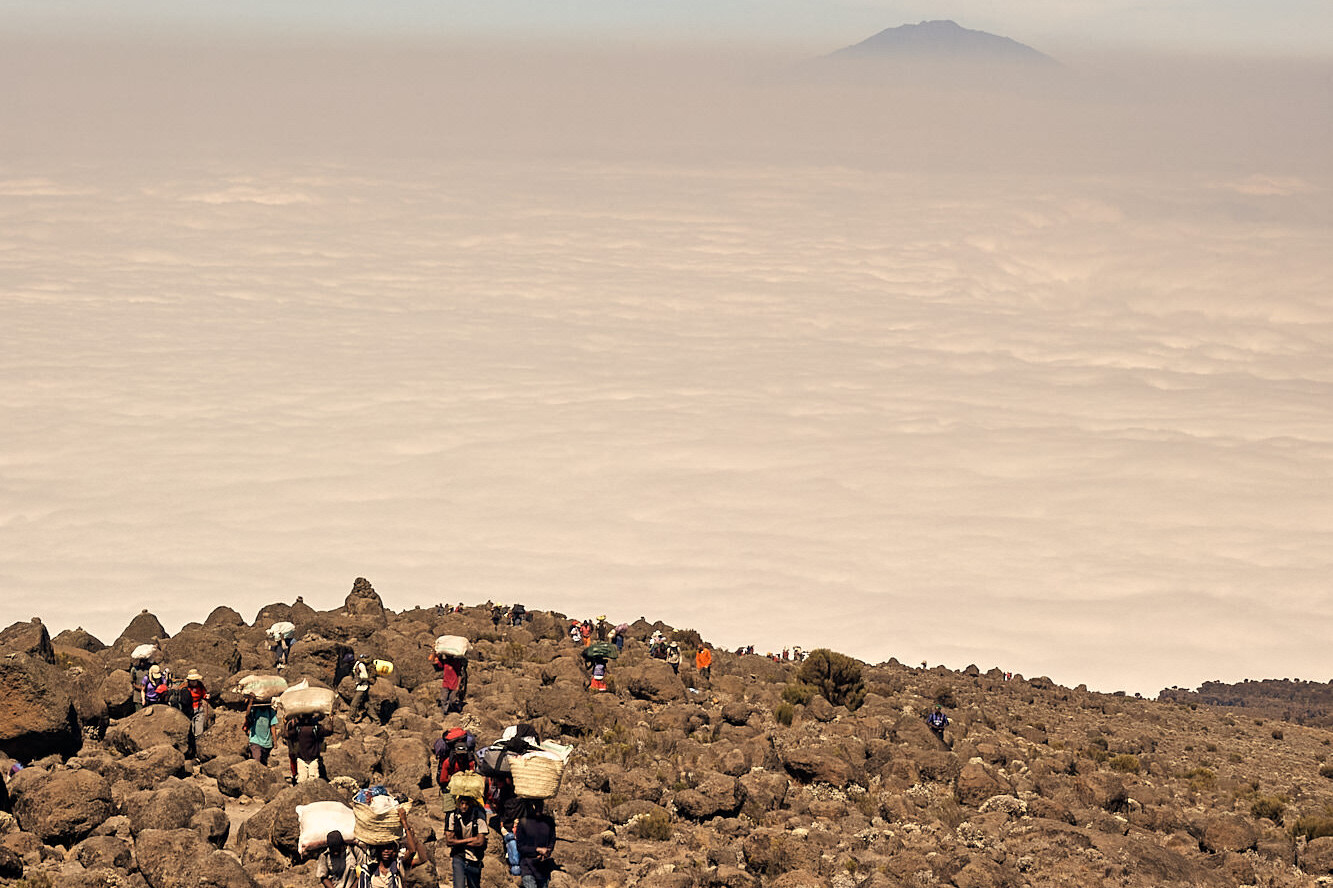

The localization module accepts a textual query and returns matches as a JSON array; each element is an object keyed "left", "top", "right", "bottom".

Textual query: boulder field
[{"left": 1, "top": 579, "right": 1332, "bottom": 887}]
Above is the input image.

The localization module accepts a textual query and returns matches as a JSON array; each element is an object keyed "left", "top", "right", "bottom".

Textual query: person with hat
[
  {"left": 665, "top": 641, "right": 682, "bottom": 675},
  {"left": 443, "top": 791, "right": 488, "bottom": 888},
  {"left": 182, "top": 669, "right": 210, "bottom": 759},
  {"left": 349, "top": 654, "right": 373, "bottom": 724},
  {"left": 316, "top": 830, "right": 364, "bottom": 888},
  {"left": 141, "top": 664, "right": 169, "bottom": 708}
]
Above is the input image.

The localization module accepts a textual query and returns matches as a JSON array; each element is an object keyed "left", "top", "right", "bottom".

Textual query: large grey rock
[
  {"left": 623, "top": 660, "right": 686, "bottom": 704},
  {"left": 72, "top": 834, "right": 134, "bottom": 872},
  {"left": 111, "top": 744, "right": 188, "bottom": 792},
  {"left": 0, "top": 654, "right": 82, "bottom": 760},
  {"left": 216, "top": 759, "right": 281, "bottom": 799},
  {"left": 0, "top": 619, "right": 55, "bottom": 664},
  {"left": 123, "top": 780, "right": 206, "bottom": 835},
  {"left": 779, "top": 747, "right": 854, "bottom": 788},
  {"left": 11, "top": 768, "right": 114, "bottom": 846},
  {"left": 117, "top": 611, "right": 168, "bottom": 645},
  {"left": 105, "top": 706, "right": 191, "bottom": 757},
  {"left": 135, "top": 828, "right": 259, "bottom": 888},
  {"left": 236, "top": 780, "right": 346, "bottom": 863},
  {"left": 672, "top": 770, "right": 744, "bottom": 821}
]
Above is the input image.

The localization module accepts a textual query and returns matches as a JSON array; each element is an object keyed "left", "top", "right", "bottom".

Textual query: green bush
[
  {"left": 1251, "top": 796, "right": 1286, "bottom": 824},
  {"left": 797, "top": 649, "right": 866, "bottom": 711},
  {"left": 1293, "top": 814, "right": 1333, "bottom": 841},
  {"left": 630, "top": 810, "right": 674, "bottom": 841},
  {"left": 781, "top": 683, "right": 815, "bottom": 705},
  {"left": 1109, "top": 754, "right": 1141, "bottom": 774},
  {"left": 775, "top": 703, "right": 794, "bottom": 726}
]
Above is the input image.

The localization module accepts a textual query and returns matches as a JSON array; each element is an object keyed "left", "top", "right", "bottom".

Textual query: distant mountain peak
[{"left": 827, "top": 19, "right": 1057, "bottom": 66}]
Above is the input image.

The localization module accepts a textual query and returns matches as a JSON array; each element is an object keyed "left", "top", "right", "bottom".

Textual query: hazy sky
[
  {"left": 2, "top": 8, "right": 1331, "bottom": 697},
  {"left": 5, "top": 0, "right": 1333, "bottom": 55}
]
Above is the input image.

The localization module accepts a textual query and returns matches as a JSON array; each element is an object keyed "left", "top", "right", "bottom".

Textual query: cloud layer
[{"left": 2, "top": 41, "right": 1330, "bottom": 696}]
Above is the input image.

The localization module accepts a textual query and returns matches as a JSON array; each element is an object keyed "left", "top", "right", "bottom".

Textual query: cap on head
[
  {"left": 186, "top": 670, "right": 203, "bottom": 682},
  {"left": 148, "top": 665, "right": 162, "bottom": 678}
]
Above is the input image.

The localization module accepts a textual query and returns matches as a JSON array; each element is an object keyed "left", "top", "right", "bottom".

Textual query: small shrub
[
  {"left": 775, "top": 703, "right": 794, "bottom": 726},
  {"left": 1205, "top": 743, "right": 1219, "bottom": 753},
  {"left": 673, "top": 628, "right": 704, "bottom": 650},
  {"left": 933, "top": 685, "right": 957, "bottom": 708},
  {"left": 1293, "top": 814, "right": 1333, "bottom": 842},
  {"left": 1228, "top": 753, "right": 1243, "bottom": 764},
  {"left": 781, "top": 683, "right": 815, "bottom": 706},
  {"left": 1317, "top": 763, "right": 1333, "bottom": 779},
  {"left": 1251, "top": 796, "right": 1286, "bottom": 824},
  {"left": 630, "top": 810, "right": 674, "bottom": 841},
  {"left": 797, "top": 649, "right": 866, "bottom": 711},
  {"left": 1183, "top": 767, "right": 1216, "bottom": 790},
  {"left": 1109, "top": 754, "right": 1141, "bottom": 774},
  {"left": 1087, "top": 746, "right": 1110, "bottom": 764},
  {"left": 1272, "top": 728, "right": 1285, "bottom": 741}
]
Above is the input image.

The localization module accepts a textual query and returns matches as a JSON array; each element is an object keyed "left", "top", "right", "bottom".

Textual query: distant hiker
[
  {"left": 695, "top": 645, "right": 712, "bottom": 680},
  {"left": 443, "top": 792, "right": 489, "bottom": 888},
  {"left": 349, "top": 655, "right": 372, "bottom": 723},
  {"left": 267, "top": 624, "right": 294, "bottom": 669},
  {"left": 612, "top": 623, "right": 627, "bottom": 653},
  {"left": 926, "top": 705, "right": 950, "bottom": 742},
  {"left": 580, "top": 620, "right": 593, "bottom": 647},
  {"left": 587, "top": 658, "right": 608, "bottom": 692},
  {"left": 430, "top": 650, "right": 467, "bottom": 716},
  {"left": 490, "top": 604, "right": 504, "bottom": 629},
  {"left": 515, "top": 798, "right": 557, "bottom": 888},
  {"left": 130, "top": 655, "right": 155, "bottom": 711},
  {"left": 358, "top": 809, "right": 421, "bottom": 888},
  {"left": 569, "top": 622, "right": 582, "bottom": 645},
  {"left": 509, "top": 603, "right": 526, "bottom": 626},
  {"left": 594, "top": 616, "right": 609, "bottom": 641},
  {"left": 285, "top": 712, "right": 331, "bottom": 784},
  {"left": 141, "top": 664, "right": 169, "bottom": 707},
  {"left": 182, "top": 669, "right": 210, "bottom": 759},
  {"left": 244, "top": 696, "right": 278, "bottom": 764},
  {"left": 434, "top": 727, "right": 476, "bottom": 787},
  {"left": 665, "top": 642, "right": 681, "bottom": 675},
  {"left": 454, "top": 601, "right": 464, "bottom": 613}
]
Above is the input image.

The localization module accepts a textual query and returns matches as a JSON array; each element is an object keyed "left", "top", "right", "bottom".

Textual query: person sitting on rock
[
  {"left": 358, "top": 808, "right": 421, "bottom": 888},
  {"left": 443, "top": 792, "right": 489, "bottom": 888},
  {"left": 926, "top": 704, "right": 950, "bottom": 742},
  {"left": 141, "top": 664, "right": 169, "bottom": 708},
  {"left": 285, "top": 712, "right": 331, "bottom": 784},
  {"left": 317, "top": 830, "right": 364, "bottom": 888},
  {"left": 349, "top": 655, "right": 373, "bottom": 723},
  {"left": 182, "top": 669, "right": 210, "bottom": 758},
  {"left": 244, "top": 695, "right": 278, "bottom": 764},
  {"left": 430, "top": 650, "right": 467, "bottom": 716},
  {"left": 515, "top": 798, "right": 557, "bottom": 888}
]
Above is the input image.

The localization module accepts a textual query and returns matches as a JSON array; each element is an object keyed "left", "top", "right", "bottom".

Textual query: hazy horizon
[{"left": 3, "top": 30, "right": 1331, "bottom": 697}]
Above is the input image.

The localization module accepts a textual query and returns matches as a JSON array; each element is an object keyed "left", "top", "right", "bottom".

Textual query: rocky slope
[{"left": 3, "top": 578, "right": 1333, "bottom": 887}]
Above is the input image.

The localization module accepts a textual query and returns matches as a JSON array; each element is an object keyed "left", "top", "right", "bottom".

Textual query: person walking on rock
[
  {"left": 926, "top": 704, "right": 950, "bottom": 744},
  {"left": 358, "top": 808, "right": 421, "bottom": 888},
  {"left": 443, "top": 792, "right": 488, "bottom": 888},
  {"left": 182, "top": 669, "right": 210, "bottom": 759},
  {"left": 349, "top": 655, "right": 372, "bottom": 723},
  {"left": 317, "top": 830, "right": 363, "bottom": 888},
  {"left": 244, "top": 695, "right": 278, "bottom": 764},
  {"left": 515, "top": 798, "right": 557, "bottom": 888},
  {"left": 665, "top": 642, "right": 682, "bottom": 675},
  {"left": 141, "top": 664, "right": 169, "bottom": 708},
  {"left": 695, "top": 645, "right": 712, "bottom": 680},
  {"left": 430, "top": 650, "right": 466, "bottom": 716},
  {"left": 285, "top": 712, "right": 331, "bottom": 784}
]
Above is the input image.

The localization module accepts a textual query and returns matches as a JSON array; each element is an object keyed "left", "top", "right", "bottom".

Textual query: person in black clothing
[
  {"left": 285, "top": 713, "right": 331, "bottom": 784},
  {"left": 515, "top": 798, "right": 557, "bottom": 888}
]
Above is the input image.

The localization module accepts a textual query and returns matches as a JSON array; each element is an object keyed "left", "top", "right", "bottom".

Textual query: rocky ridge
[{"left": 2, "top": 579, "right": 1333, "bottom": 887}]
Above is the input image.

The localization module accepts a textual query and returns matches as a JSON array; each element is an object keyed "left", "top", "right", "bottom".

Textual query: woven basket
[
  {"left": 352, "top": 799, "right": 410, "bottom": 846},
  {"left": 510, "top": 754, "right": 565, "bottom": 799}
]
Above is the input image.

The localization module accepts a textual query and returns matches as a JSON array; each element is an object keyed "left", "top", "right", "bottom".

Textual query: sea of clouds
[{"left": 2, "top": 39, "right": 1330, "bottom": 696}]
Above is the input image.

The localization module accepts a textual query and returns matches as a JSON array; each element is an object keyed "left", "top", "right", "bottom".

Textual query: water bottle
[{"left": 504, "top": 830, "right": 521, "bottom": 876}]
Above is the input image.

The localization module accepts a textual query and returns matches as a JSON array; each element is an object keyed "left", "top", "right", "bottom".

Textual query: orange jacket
[{"left": 695, "top": 648, "right": 712, "bottom": 669}]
